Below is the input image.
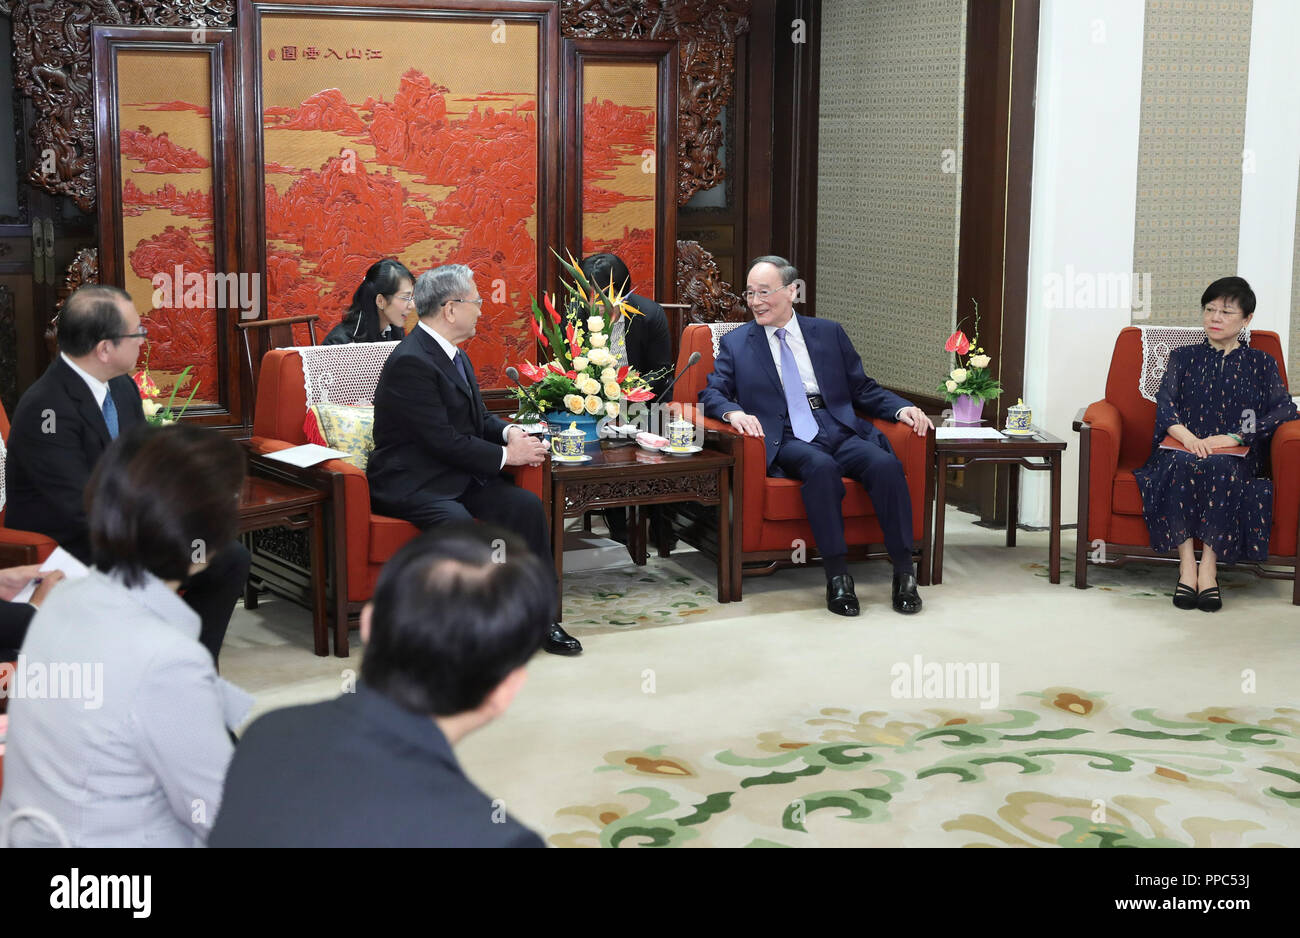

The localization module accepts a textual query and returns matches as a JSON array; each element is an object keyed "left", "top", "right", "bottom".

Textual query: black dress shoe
[
  {"left": 891, "top": 573, "right": 922, "bottom": 614},
  {"left": 1196, "top": 585, "right": 1222, "bottom": 613},
  {"left": 1172, "top": 581, "right": 1199, "bottom": 610},
  {"left": 543, "top": 623, "right": 583, "bottom": 655},
  {"left": 826, "top": 575, "right": 859, "bottom": 617}
]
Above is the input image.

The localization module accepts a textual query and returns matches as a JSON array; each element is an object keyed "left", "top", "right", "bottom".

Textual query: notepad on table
[{"left": 262, "top": 443, "right": 354, "bottom": 468}]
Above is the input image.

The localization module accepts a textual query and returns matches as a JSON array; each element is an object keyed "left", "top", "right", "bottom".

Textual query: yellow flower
[
  {"left": 580, "top": 376, "right": 602, "bottom": 396},
  {"left": 950, "top": 368, "right": 968, "bottom": 383},
  {"left": 564, "top": 394, "right": 584, "bottom": 414},
  {"left": 587, "top": 316, "right": 604, "bottom": 333},
  {"left": 588, "top": 347, "right": 614, "bottom": 367},
  {"left": 601, "top": 367, "right": 617, "bottom": 382},
  {"left": 604, "top": 400, "right": 620, "bottom": 418},
  {"left": 589, "top": 333, "right": 608, "bottom": 348},
  {"left": 603, "top": 381, "right": 621, "bottom": 400},
  {"left": 584, "top": 395, "right": 602, "bottom": 415},
  {"left": 572, "top": 356, "right": 589, "bottom": 372},
  {"left": 945, "top": 379, "right": 958, "bottom": 392},
  {"left": 969, "top": 354, "right": 991, "bottom": 369},
  {"left": 141, "top": 399, "right": 162, "bottom": 418}
]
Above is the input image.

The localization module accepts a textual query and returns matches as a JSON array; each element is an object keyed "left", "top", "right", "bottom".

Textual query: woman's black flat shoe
[
  {"left": 1173, "top": 582, "right": 1199, "bottom": 610},
  {"left": 1197, "top": 586, "right": 1222, "bottom": 612}
]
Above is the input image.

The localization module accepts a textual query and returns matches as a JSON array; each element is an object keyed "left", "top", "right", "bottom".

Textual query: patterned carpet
[{"left": 225, "top": 509, "right": 1300, "bottom": 847}]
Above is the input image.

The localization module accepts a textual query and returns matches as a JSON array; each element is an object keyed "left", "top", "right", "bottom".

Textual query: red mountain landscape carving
[
  {"left": 122, "top": 179, "right": 212, "bottom": 219},
  {"left": 271, "top": 88, "right": 369, "bottom": 134},
  {"left": 120, "top": 125, "right": 210, "bottom": 173}
]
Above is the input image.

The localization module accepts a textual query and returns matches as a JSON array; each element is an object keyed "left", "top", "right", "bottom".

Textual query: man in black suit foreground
[
  {"left": 366, "top": 264, "right": 581, "bottom": 655},
  {"left": 4, "top": 285, "right": 249, "bottom": 664},
  {"left": 211, "top": 525, "right": 550, "bottom": 847},
  {"left": 699, "top": 257, "right": 932, "bottom": 617}
]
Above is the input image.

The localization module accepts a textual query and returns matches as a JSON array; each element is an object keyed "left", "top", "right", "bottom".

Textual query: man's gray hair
[
  {"left": 413, "top": 264, "right": 476, "bottom": 318},
  {"left": 748, "top": 255, "right": 799, "bottom": 286}
]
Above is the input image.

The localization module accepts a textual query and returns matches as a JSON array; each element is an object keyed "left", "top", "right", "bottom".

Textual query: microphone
[
  {"left": 655, "top": 351, "right": 702, "bottom": 403},
  {"left": 504, "top": 367, "right": 547, "bottom": 423}
]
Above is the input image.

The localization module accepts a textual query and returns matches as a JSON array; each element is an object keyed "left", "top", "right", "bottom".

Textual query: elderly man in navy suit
[{"left": 699, "top": 256, "right": 932, "bottom": 616}]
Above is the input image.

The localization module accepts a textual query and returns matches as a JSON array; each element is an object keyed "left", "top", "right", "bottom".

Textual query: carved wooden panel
[
  {"left": 676, "top": 239, "right": 746, "bottom": 323},
  {"left": 560, "top": 0, "right": 749, "bottom": 206},
  {"left": 9, "top": 0, "right": 234, "bottom": 212},
  {"left": 562, "top": 471, "right": 720, "bottom": 515}
]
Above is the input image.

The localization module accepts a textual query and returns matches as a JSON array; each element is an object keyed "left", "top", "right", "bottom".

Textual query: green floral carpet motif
[
  {"left": 560, "top": 561, "right": 717, "bottom": 631},
  {"left": 1023, "top": 551, "right": 1261, "bottom": 601},
  {"left": 549, "top": 689, "right": 1300, "bottom": 847}
]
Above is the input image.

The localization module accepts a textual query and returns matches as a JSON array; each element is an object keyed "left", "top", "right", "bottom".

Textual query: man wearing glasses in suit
[{"left": 5, "top": 285, "right": 249, "bottom": 665}]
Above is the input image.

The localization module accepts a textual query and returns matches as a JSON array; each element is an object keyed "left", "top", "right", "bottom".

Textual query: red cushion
[
  {"left": 1112, "top": 470, "right": 1144, "bottom": 516},
  {"left": 368, "top": 514, "right": 419, "bottom": 565},
  {"left": 763, "top": 477, "right": 875, "bottom": 521}
]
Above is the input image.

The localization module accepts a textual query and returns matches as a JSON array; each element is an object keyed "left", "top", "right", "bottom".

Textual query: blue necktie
[
  {"left": 775, "top": 327, "right": 817, "bottom": 442},
  {"left": 101, "top": 391, "right": 119, "bottom": 440},
  {"left": 453, "top": 351, "right": 472, "bottom": 388}
]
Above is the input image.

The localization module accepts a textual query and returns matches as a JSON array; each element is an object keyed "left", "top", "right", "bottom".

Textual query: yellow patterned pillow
[{"left": 311, "top": 403, "right": 375, "bottom": 469}]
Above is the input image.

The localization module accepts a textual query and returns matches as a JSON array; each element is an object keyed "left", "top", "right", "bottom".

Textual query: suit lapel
[
  {"left": 417, "top": 327, "right": 474, "bottom": 402},
  {"left": 55, "top": 358, "right": 111, "bottom": 450},
  {"left": 746, "top": 321, "right": 783, "bottom": 396},
  {"left": 799, "top": 315, "right": 833, "bottom": 390}
]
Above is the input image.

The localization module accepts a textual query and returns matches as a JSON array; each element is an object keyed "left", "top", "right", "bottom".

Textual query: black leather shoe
[
  {"left": 1172, "top": 581, "right": 1199, "bottom": 610},
  {"left": 826, "top": 575, "right": 859, "bottom": 616},
  {"left": 891, "top": 573, "right": 922, "bottom": 614},
  {"left": 543, "top": 623, "right": 583, "bottom": 655},
  {"left": 1196, "top": 585, "right": 1222, "bottom": 613}
]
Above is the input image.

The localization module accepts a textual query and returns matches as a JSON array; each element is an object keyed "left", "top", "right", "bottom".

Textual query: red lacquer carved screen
[
  {"left": 93, "top": 27, "right": 240, "bottom": 421},
  {"left": 250, "top": 6, "right": 553, "bottom": 390}
]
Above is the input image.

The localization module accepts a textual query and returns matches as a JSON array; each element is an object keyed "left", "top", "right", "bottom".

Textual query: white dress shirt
[
  {"left": 61, "top": 353, "right": 110, "bottom": 409},
  {"left": 417, "top": 321, "right": 518, "bottom": 468}
]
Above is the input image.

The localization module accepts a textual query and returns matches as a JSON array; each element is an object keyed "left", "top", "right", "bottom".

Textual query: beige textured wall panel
[
  {"left": 1292, "top": 164, "right": 1300, "bottom": 394},
  {"left": 1133, "top": 0, "right": 1252, "bottom": 323},
  {"left": 816, "top": 0, "right": 965, "bottom": 399}
]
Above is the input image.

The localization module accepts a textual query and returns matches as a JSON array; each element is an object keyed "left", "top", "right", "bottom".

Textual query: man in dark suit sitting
[
  {"left": 366, "top": 264, "right": 581, "bottom": 656},
  {"left": 699, "top": 256, "right": 933, "bottom": 617},
  {"left": 5, "top": 285, "right": 248, "bottom": 663},
  {"left": 210, "top": 525, "right": 551, "bottom": 847}
]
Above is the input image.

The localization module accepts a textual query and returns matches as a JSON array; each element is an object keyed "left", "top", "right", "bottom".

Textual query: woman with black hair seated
[
  {"left": 0, "top": 424, "right": 252, "bottom": 846},
  {"left": 324, "top": 258, "right": 414, "bottom": 344},
  {"left": 1134, "top": 276, "right": 1298, "bottom": 612}
]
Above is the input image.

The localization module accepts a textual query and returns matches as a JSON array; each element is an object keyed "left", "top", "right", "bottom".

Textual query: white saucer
[
  {"left": 1003, "top": 427, "right": 1037, "bottom": 437},
  {"left": 660, "top": 444, "right": 704, "bottom": 455},
  {"left": 551, "top": 453, "right": 593, "bottom": 463}
]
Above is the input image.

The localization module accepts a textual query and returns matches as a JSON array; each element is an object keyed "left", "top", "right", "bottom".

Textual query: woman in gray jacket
[{"left": 0, "top": 424, "right": 251, "bottom": 847}]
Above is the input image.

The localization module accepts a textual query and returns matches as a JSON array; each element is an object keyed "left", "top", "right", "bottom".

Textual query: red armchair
[
  {"left": 1074, "top": 327, "right": 1300, "bottom": 603},
  {"left": 246, "top": 348, "right": 550, "bottom": 655},
  {"left": 0, "top": 408, "right": 57, "bottom": 567},
  {"left": 672, "top": 323, "right": 933, "bottom": 598}
]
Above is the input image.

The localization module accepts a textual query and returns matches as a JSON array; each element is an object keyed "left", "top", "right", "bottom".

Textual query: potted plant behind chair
[{"left": 938, "top": 298, "right": 1003, "bottom": 424}]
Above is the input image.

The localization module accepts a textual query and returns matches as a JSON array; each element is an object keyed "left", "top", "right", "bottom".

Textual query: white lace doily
[
  {"left": 290, "top": 341, "right": 400, "bottom": 407},
  {"left": 1138, "top": 326, "right": 1250, "bottom": 402},
  {"left": 0, "top": 432, "right": 7, "bottom": 513},
  {"left": 708, "top": 322, "right": 745, "bottom": 358}
]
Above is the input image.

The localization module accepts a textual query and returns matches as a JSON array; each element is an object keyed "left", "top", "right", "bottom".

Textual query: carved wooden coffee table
[{"left": 549, "top": 435, "right": 738, "bottom": 620}]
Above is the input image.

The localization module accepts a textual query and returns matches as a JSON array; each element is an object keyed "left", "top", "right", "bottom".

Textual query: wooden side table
[
  {"left": 931, "top": 424, "right": 1067, "bottom": 584},
  {"left": 238, "top": 471, "right": 331, "bottom": 656},
  {"left": 549, "top": 436, "right": 738, "bottom": 620}
]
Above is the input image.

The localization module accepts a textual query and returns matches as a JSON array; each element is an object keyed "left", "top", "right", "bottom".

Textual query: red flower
[
  {"left": 565, "top": 322, "right": 576, "bottom": 344},
  {"left": 547, "top": 361, "right": 566, "bottom": 375},
  {"left": 625, "top": 388, "right": 655, "bottom": 402},
  {"left": 616, "top": 365, "right": 630, "bottom": 383},
  {"left": 517, "top": 361, "right": 546, "bottom": 382},
  {"left": 543, "top": 292, "right": 561, "bottom": 325},
  {"left": 944, "top": 330, "right": 971, "bottom": 355},
  {"left": 528, "top": 315, "right": 549, "bottom": 348}
]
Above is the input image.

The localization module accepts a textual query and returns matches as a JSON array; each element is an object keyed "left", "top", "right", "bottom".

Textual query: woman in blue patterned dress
[{"left": 1134, "top": 277, "right": 1297, "bottom": 611}]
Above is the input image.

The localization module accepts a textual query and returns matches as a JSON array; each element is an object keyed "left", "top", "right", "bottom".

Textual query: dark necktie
[
  {"left": 453, "top": 350, "right": 472, "bottom": 388},
  {"left": 774, "top": 327, "right": 817, "bottom": 442},
  {"left": 102, "top": 391, "right": 120, "bottom": 440}
]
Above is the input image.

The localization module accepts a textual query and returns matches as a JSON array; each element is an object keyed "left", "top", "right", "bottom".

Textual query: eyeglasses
[
  {"left": 1202, "top": 305, "right": 1242, "bottom": 320},
  {"left": 742, "top": 286, "right": 786, "bottom": 302},
  {"left": 447, "top": 297, "right": 484, "bottom": 308},
  {"left": 110, "top": 328, "right": 148, "bottom": 341},
  {"left": 392, "top": 292, "right": 414, "bottom": 302}
]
